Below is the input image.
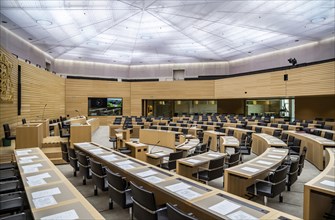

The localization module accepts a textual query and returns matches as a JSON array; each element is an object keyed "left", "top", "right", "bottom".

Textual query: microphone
[
  {"left": 41, "top": 104, "right": 47, "bottom": 120},
  {"left": 150, "top": 140, "right": 161, "bottom": 154},
  {"left": 75, "top": 109, "right": 80, "bottom": 117}
]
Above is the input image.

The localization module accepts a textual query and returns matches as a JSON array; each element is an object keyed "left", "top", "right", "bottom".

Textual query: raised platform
[{"left": 42, "top": 136, "right": 68, "bottom": 165}]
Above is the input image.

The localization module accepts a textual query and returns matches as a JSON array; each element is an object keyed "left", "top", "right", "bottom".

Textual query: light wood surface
[
  {"left": 203, "top": 130, "right": 226, "bottom": 151},
  {"left": 251, "top": 125, "right": 282, "bottom": 136},
  {"left": 304, "top": 148, "right": 335, "bottom": 220},
  {"left": 220, "top": 136, "right": 240, "bottom": 153},
  {"left": 16, "top": 123, "right": 43, "bottom": 149},
  {"left": 70, "top": 124, "right": 91, "bottom": 146},
  {"left": 252, "top": 133, "right": 287, "bottom": 156},
  {"left": 74, "top": 142, "right": 299, "bottom": 220},
  {"left": 87, "top": 118, "right": 100, "bottom": 133},
  {"left": 139, "top": 129, "right": 176, "bottom": 149},
  {"left": 14, "top": 148, "right": 104, "bottom": 219},
  {"left": 30, "top": 119, "right": 50, "bottom": 138},
  {"left": 283, "top": 131, "right": 335, "bottom": 170},
  {"left": 224, "top": 148, "right": 288, "bottom": 197},
  {"left": 125, "top": 141, "right": 148, "bottom": 161}
]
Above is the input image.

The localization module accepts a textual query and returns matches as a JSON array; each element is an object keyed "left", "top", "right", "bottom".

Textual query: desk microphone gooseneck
[
  {"left": 41, "top": 104, "right": 47, "bottom": 120},
  {"left": 150, "top": 140, "right": 161, "bottom": 154}
]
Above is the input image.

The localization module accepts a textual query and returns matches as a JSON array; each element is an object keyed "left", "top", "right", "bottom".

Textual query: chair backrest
[
  {"left": 3, "top": 124, "right": 11, "bottom": 138},
  {"left": 77, "top": 152, "right": 89, "bottom": 166},
  {"left": 171, "top": 127, "right": 179, "bottom": 132},
  {"left": 255, "top": 127, "right": 262, "bottom": 133},
  {"left": 208, "top": 157, "right": 224, "bottom": 180},
  {"left": 227, "top": 151, "right": 240, "bottom": 167},
  {"left": 22, "top": 118, "right": 26, "bottom": 124},
  {"left": 287, "top": 135, "right": 295, "bottom": 143},
  {"left": 60, "top": 143, "right": 69, "bottom": 162},
  {"left": 269, "top": 165, "right": 288, "bottom": 195},
  {"left": 287, "top": 159, "right": 299, "bottom": 186},
  {"left": 167, "top": 203, "right": 197, "bottom": 220},
  {"left": 181, "top": 124, "right": 187, "bottom": 127},
  {"left": 168, "top": 151, "right": 184, "bottom": 170},
  {"left": 281, "top": 124, "right": 289, "bottom": 130},
  {"left": 207, "top": 122, "right": 213, "bottom": 125},
  {"left": 182, "top": 128, "right": 188, "bottom": 135},
  {"left": 240, "top": 133, "right": 246, "bottom": 142},
  {"left": 130, "top": 181, "right": 158, "bottom": 220},
  {"left": 324, "top": 132, "right": 333, "bottom": 140},
  {"left": 90, "top": 158, "right": 106, "bottom": 190},
  {"left": 227, "top": 129, "right": 234, "bottom": 136},
  {"left": 281, "top": 133, "right": 288, "bottom": 141},
  {"left": 201, "top": 125, "right": 207, "bottom": 131},
  {"left": 293, "top": 138, "right": 301, "bottom": 146},
  {"left": 161, "top": 126, "right": 168, "bottom": 131},
  {"left": 236, "top": 124, "right": 244, "bottom": 129},
  {"left": 323, "top": 125, "right": 333, "bottom": 130},
  {"left": 206, "top": 136, "right": 212, "bottom": 150},
  {"left": 68, "top": 147, "right": 78, "bottom": 170},
  {"left": 270, "top": 123, "right": 278, "bottom": 128},
  {"left": 313, "top": 130, "right": 322, "bottom": 136},
  {"left": 106, "top": 169, "right": 129, "bottom": 208},
  {"left": 273, "top": 130, "right": 281, "bottom": 138},
  {"left": 298, "top": 147, "right": 307, "bottom": 175}
]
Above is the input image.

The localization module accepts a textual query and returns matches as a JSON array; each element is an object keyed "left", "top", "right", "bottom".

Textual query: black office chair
[
  {"left": 270, "top": 123, "right": 278, "bottom": 128},
  {"left": 287, "top": 135, "right": 295, "bottom": 147},
  {"left": 76, "top": 152, "right": 92, "bottom": 185},
  {"left": 281, "top": 124, "right": 289, "bottom": 130},
  {"left": 90, "top": 158, "right": 107, "bottom": 195},
  {"left": 238, "top": 137, "right": 252, "bottom": 161},
  {"left": 313, "top": 129, "right": 322, "bottom": 136},
  {"left": 0, "top": 193, "right": 24, "bottom": 215},
  {"left": 21, "top": 118, "right": 26, "bottom": 125},
  {"left": 106, "top": 169, "right": 133, "bottom": 211},
  {"left": 160, "top": 151, "right": 184, "bottom": 171},
  {"left": 150, "top": 126, "right": 158, "bottom": 130},
  {"left": 109, "top": 137, "right": 117, "bottom": 150},
  {"left": 118, "top": 145, "right": 132, "bottom": 155},
  {"left": 130, "top": 181, "right": 168, "bottom": 220},
  {"left": 323, "top": 125, "right": 333, "bottom": 130},
  {"left": 324, "top": 132, "right": 334, "bottom": 140},
  {"left": 289, "top": 138, "right": 301, "bottom": 155},
  {"left": 197, "top": 131, "right": 204, "bottom": 143},
  {"left": 280, "top": 133, "right": 288, "bottom": 143},
  {"left": 68, "top": 147, "right": 79, "bottom": 177},
  {"left": 182, "top": 128, "right": 189, "bottom": 136},
  {"left": 247, "top": 165, "right": 288, "bottom": 206},
  {"left": 298, "top": 147, "right": 307, "bottom": 176},
  {"left": 286, "top": 159, "right": 299, "bottom": 191},
  {"left": 272, "top": 130, "right": 282, "bottom": 138},
  {"left": 58, "top": 122, "right": 70, "bottom": 141},
  {"left": 3, "top": 124, "right": 16, "bottom": 143},
  {"left": 255, "top": 127, "right": 262, "bottom": 133},
  {"left": 227, "top": 129, "right": 234, "bottom": 136},
  {"left": 192, "top": 157, "right": 224, "bottom": 185},
  {"left": 0, "top": 161, "right": 17, "bottom": 171},
  {"left": 161, "top": 126, "right": 168, "bottom": 131},
  {"left": 0, "top": 169, "right": 19, "bottom": 182},
  {"left": 0, "top": 180, "right": 23, "bottom": 194},
  {"left": 193, "top": 143, "right": 207, "bottom": 155},
  {"left": 166, "top": 203, "right": 197, "bottom": 220},
  {"left": 60, "top": 142, "right": 69, "bottom": 162},
  {"left": 205, "top": 136, "right": 212, "bottom": 152},
  {"left": 224, "top": 151, "right": 240, "bottom": 168}
]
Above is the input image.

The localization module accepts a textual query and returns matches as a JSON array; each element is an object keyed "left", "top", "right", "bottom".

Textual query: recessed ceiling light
[
  {"left": 311, "top": 17, "right": 326, "bottom": 23},
  {"left": 36, "top": 19, "right": 52, "bottom": 26}
]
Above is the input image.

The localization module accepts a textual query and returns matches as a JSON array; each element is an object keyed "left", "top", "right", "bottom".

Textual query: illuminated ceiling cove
[{"left": 0, "top": 0, "right": 334, "bottom": 65}]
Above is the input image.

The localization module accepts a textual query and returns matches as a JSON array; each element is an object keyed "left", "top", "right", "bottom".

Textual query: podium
[
  {"left": 16, "top": 123, "right": 43, "bottom": 149},
  {"left": 30, "top": 119, "right": 49, "bottom": 137}
]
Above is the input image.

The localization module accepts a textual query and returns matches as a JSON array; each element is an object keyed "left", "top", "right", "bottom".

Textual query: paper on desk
[
  {"left": 22, "top": 163, "right": 43, "bottom": 169},
  {"left": 267, "top": 154, "right": 282, "bottom": 159},
  {"left": 186, "top": 159, "right": 202, "bottom": 163},
  {"left": 208, "top": 200, "right": 241, "bottom": 216},
  {"left": 155, "top": 152, "right": 167, "bottom": 156},
  {"left": 20, "top": 155, "right": 38, "bottom": 161},
  {"left": 256, "top": 160, "right": 273, "bottom": 165},
  {"left": 165, "top": 182, "right": 191, "bottom": 192},
  {"left": 89, "top": 149, "right": 104, "bottom": 154},
  {"left": 23, "top": 167, "right": 39, "bottom": 174},
  {"left": 41, "top": 209, "right": 79, "bottom": 220},
  {"left": 241, "top": 167, "right": 259, "bottom": 173},
  {"left": 77, "top": 142, "right": 92, "bottom": 148},
  {"left": 33, "top": 195, "right": 57, "bottom": 209},
  {"left": 26, "top": 172, "right": 51, "bottom": 182},
  {"left": 27, "top": 178, "right": 47, "bottom": 187},
  {"left": 207, "top": 153, "right": 220, "bottom": 157},
  {"left": 272, "top": 149, "right": 286, "bottom": 153},
  {"left": 227, "top": 210, "right": 258, "bottom": 220},
  {"left": 16, "top": 149, "right": 32, "bottom": 156},
  {"left": 20, "top": 159, "right": 33, "bottom": 164},
  {"left": 143, "top": 176, "right": 164, "bottom": 184},
  {"left": 101, "top": 154, "right": 119, "bottom": 161},
  {"left": 136, "top": 170, "right": 158, "bottom": 178},
  {"left": 320, "top": 180, "right": 335, "bottom": 187},
  {"left": 118, "top": 164, "right": 135, "bottom": 170},
  {"left": 115, "top": 160, "right": 133, "bottom": 166},
  {"left": 32, "top": 187, "right": 61, "bottom": 199},
  {"left": 175, "top": 188, "right": 201, "bottom": 200}
]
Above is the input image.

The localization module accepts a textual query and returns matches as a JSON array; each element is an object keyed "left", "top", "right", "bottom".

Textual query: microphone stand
[
  {"left": 150, "top": 140, "right": 161, "bottom": 154},
  {"left": 41, "top": 104, "right": 47, "bottom": 120}
]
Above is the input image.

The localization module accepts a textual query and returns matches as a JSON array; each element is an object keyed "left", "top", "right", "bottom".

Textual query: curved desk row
[
  {"left": 74, "top": 142, "right": 299, "bottom": 219},
  {"left": 304, "top": 148, "right": 335, "bottom": 220},
  {"left": 14, "top": 148, "right": 103, "bottom": 219},
  {"left": 283, "top": 131, "right": 335, "bottom": 170},
  {"left": 252, "top": 133, "right": 287, "bottom": 156}
]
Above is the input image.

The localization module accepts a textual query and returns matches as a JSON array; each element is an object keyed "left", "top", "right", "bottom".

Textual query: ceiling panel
[{"left": 0, "top": 0, "right": 334, "bottom": 65}]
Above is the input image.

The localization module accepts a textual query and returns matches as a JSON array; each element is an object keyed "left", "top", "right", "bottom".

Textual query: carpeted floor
[{"left": 56, "top": 126, "right": 319, "bottom": 219}]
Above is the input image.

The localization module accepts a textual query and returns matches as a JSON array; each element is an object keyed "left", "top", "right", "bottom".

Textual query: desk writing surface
[
  {"left": 252, "top": 133, "right": 286, "bottom": 155},
  {"left": 127, "top": 166, "right": 174, "bottom": 184}
]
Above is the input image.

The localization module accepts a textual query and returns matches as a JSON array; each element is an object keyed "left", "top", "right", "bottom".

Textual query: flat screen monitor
[{"left": 88, "top": 97, "right": 122, "bottom": 116}]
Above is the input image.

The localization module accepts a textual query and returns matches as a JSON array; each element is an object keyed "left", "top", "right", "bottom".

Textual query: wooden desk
[
  {"left": 139, "top": 129, "right": 176, "bottom": 149},
  {"left": 252, "top": 133, "right": 287, "bottom": 156},
  {"left": 196, "top": 124, "right": 218, "bottom": 131},
  {"left": 30, "top": 119, "right": 49, "bottom": 138},
  {"left": 283, "top": 131, "right": 335, "bottom": 170},
  {"left": 16, "top": 123, "right": 43, "bottom": 149},
  {"left": 131, "top": 124, "right": 143, "bottom": 138},
  {"left": 176, "top": 152, "right": 226, "bottom": 179},
  {"left": 251, "top": 125, "right": 282, "bottom": 135},
  {"left": 67, "top": 116, "right": 87, "bottom": 125},
  {"left": 14, "top": 148, "right": 103, "bottom": 219},
  {"left": 304, "top": 148, "right": 335, "bottom": 220},
  {"left": 203, "top": 130, "right": 226, "bottom": 151},
  {"left": 74, "top": 142, "right": 300, "bottom": 220},
  {"left": 109, "top": 124, "right": 123, "bottom": 138},
  {"left": 223, "top": 122, "right": 242, "bottom": 128},
  {"left": 224, "top": 127, "right": 254, "bottom": 142},
  {"left": 224, "top": 148, "right": 288, "bottom": 198},
  {"left": 87, "top": 118, "right": 100, "bottom": 134},
  {"left": 312, "top": 128, "right": 335, "bottom": 141},
  {"left": 220, "top": 136, "right": 240, "bottom": 153},
  {"left": 70, "top": 124, "right": 91, "bottom": 147},
  {"left": 125, "top": 141, "right": 148, "bottom": 161}
]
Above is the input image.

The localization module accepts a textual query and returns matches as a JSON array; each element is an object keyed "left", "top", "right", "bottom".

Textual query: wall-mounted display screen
[{"left": 88, "top": 97, "right": 122, "bottom": 116}]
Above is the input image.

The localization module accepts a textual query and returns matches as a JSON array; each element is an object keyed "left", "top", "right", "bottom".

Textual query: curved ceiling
[{"left": 0, "top": 0, "right": 334, "bottom": 65}]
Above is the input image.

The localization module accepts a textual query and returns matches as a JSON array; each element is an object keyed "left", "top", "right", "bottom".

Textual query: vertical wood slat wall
[{"left": 0, "top": 48, "right": 65, "bottom": 140}]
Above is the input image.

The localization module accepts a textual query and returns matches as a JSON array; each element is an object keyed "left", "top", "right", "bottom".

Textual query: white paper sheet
[
  {"left": 136, "top": 170, "right": 158, "bottom": 178},
  {"left": 241, "top": 167, "right": 259, "bottom": 173},
  {"left": 116, "top": 160, "right": 133, "bottom": 166},
  {"left": 165, "top": 182, "right": 191, "bottom": 192},
  {"left": 41, "top": 209, "right": 79, "bottom": 220},
  {"left": 27, "top": 178, "right": 47, "bottom": 187},
  {"left": 207, "top": 153, "right": 220, "bottom": 157},
  {"left": 118, "top": 164, "right": 135, "bottom": 170},
  {"left": 227, "top": 210, "right": 258, "bottom": 220},
  {"left": 89, "top": 149, "right": 104, "bottom": 154},
  {"left": 33, "top": 195, "right": 57, "bottom": 209},
  {"left": 175, "top": 188, "right": 201, "bottom": 200},
  {"left": 16, "top": 149, "right": 32, "bottom": 156},
  {"left": 101, "top": 155, "right": 119, "bottom": 161},
  {"left": 77, "top": 143, "right": 92, "bottom": 148},
  {"left": 26, "top": 172, "right": 51, "bottom": 182},
  {"left": 22, "top": 163, "right": 43, "bottom": 169},
  {"left": 20, "top": 159, "right": 33, "bottom": 164},
  {"left": 186, "top": 159, "right": 202, "bottom": 163},
  {"left": 32, "top": 187, "right": 61, "bottom": 199},
  {"left": 267, "top": 154, "right": 282, "bottom": 159},
  {"left": 272, "top": 149, "right": 285, "bottom": 153},
  {"left": 320, "top": 180, "right": 335, "bottom": 187},
  {"left": 143, "top": 176, "right": 164, "bottom": 184},
  {"left": 20, "top": 155, "right": 38, "bottom": 161},
  {"left": 23, "top": 167, "right": 39, "bottom": 174},
  {"left": 256, "top": 160, "right": 273, "bottom": 165},
  {"left": 155, "top": 152, "right": 167, "bottom": 156},
  {"left": 208, "top": 200, "right": 241, "bottom": 215}
]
